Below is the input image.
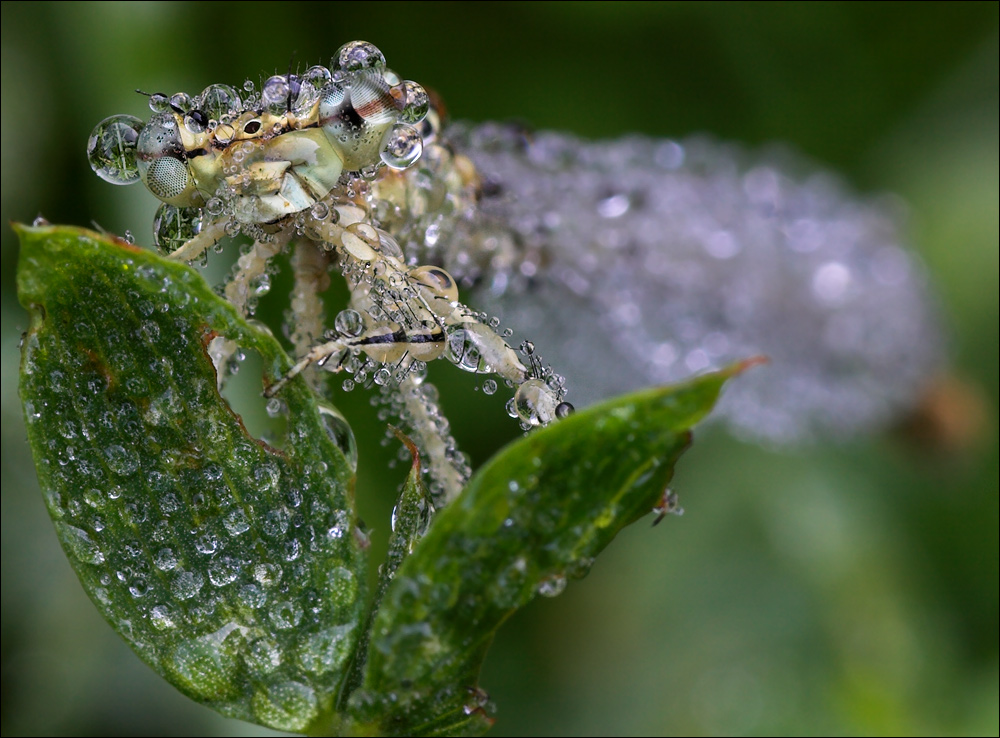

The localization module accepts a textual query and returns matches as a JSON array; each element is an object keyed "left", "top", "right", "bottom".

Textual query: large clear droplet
[
  {"left": 87, "top": 115, "right": 144, "bottom": 184},
  {"left": 153, "top": 203, "right": 203, "bottom": 256},
  {"left": 334, "top": 309, "right": 364, "bottom": 337},
  {"left": 397, "top": 81, "right": 430, "bottom": 124},
  {"left": 198, "top": 83, "right": 241, "bottom": 121},
  {"left": 262, "top": 75, "right": 291, "bottom": 114},
  {"left": 513, "top": 378, "right": 560, "bottom": 427},
  {"left": 317, "top": 403, "right": 358, "bottom": 472},
  {"left": 293, "top": 66, "right": 332, "bottom": 116},
  {"left": 334, "top": 41, "right": 386, "bottom": 72},
  {"left": 380, "top": 123, "right": 423, "bottom": 170}
]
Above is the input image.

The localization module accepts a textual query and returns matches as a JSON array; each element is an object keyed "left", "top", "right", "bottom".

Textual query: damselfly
[{"left": 87, "top": 40, "right": 945, "bottom": 496}]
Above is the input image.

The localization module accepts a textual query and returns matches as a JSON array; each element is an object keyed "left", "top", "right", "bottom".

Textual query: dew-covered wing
[{"left": 436, "top": 123, "right": 945, "bottom": 444}]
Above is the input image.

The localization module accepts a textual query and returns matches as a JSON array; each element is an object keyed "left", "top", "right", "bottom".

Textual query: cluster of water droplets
[{"left": 20, "top": 243, "right": 387, "bottom": 731}]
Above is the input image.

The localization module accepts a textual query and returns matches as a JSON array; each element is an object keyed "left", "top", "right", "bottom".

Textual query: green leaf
[
  {"left": 345, "top": 362, "right": 752, "bottom": 735},
  {"left": 16, "top": 225, "right": 366, "bottom": 733}
]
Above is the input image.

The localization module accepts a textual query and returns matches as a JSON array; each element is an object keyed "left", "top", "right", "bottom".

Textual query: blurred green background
[{"left": 2, "top": 2, "right": 997, "bottom": 735}]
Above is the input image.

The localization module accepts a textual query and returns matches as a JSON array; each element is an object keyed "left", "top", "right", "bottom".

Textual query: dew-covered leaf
[
  {"left": 344, "top": 363, "right": 752, "bottom": 735},
  {"left": 16, "top": 225, "right": 365, "bottom": 733}
]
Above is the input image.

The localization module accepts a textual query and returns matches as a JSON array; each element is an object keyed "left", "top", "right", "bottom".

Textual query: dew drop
[
  {"left": 245, "top": 637, "right": 281, "bottom": 673},
  {"left": 334, "top": 309, "right": 364, "bottom": 337},
  {"left": 251, "top": 680, "right": 318, "bottom": 733},
  {"left": 104, "top": 444, "right": 139, "bottom": 476},
  {"left": 171, "top": 570, "right": 204, "bottom": 600},
  {"left": 153, "top": 203, "right": 203, "bottom": 256},
  {"left": 298, "top": 624, "right": 355, "bottom": 675},
  {"left": 150, "top": 604, "right": 177, "bottom": 630},
  {"left": 397, "top": 80, "right": 430, "bottom": 124},
  {"left": 335, "top": 40, "right": 386, "bottom": 72},
  {"left": 208, "top": 556, "right": 240, "bottom": 587},
  {"left": 317, "top": 403, "right": 358, "bottom": 472},
  {"left": 263, "top": 508, "right": 290, "bottom": 537},
  {"left": 223, "top": 508, "right": 250, "bottom": 536},
  {"left": 239, "top": 583, "right": 267, "bottom": 609},
  {"left": 57, "top": 522, "right": 105, "bottom": 565},
  {"left": 380, "top": 123, "right": 423, "bottom": 170},
  {"left": 254, "top": 562, "right": 282, "bottom": 587},
  {"left": 87, "top": 115, "right": 144, "bottom": 184},
  {"left": 154, "top": 547, "right": 177, "bottom": 571},
  {"left": 513, "top": 379, "right": 560, "bottom": 427},
  {"left": 537, "top": 574, "right": 567, "bottom": 598},
  {"left": 195, "top": 533, "right": 219, "bottom": 555},
  {"left": 269, "top": 600, "right": 303, "bottom": 629}
]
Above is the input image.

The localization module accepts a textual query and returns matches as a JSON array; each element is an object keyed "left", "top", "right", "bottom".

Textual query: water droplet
[
  {"left": 150, "top": 604, "right": 177, "bottom": 630},
  {"left": 198, "top": 83, "right": 241, "bottom": 121},
  {"left": 334, "top": 40, "right": 386, "bottom": 72},
  {"left": 317, "top": 403, "right": 358, "bottom": 472},
  {"left": 104, "top": 444, "right": 138, "bottom": 476},
  {"left": 195, "top": 533, "right": 219, "bottom": 555},
  {"left": 153, "top": 203, "right": 203, "bottom": 256},
  {"left": 148, "top": 93, "right": 170, "bottom": 114},
  {"left": 87, "top": 115, "right": 144, "bottom": 184},
  {"left": 246, "top": 637, "right": 281, "bottom": 673},
  {"left": 269, "top": 600, "right": 303, "bottom": 629},
  {"left": 310, "top": 201, "right": 330, "bottom": 220},
  {"left": 251, "top": 680, "right": 318, "bottom": 733},
  {"left": 56, "top": 522, "right": 104, "bottom": 565},
  {"left": 334, "top": 309, "right": 364, "bottom": 337},
  {"left": 208, "top": 556, "right": 240, "bottom": 587},
  {"left": 254, "top": 562, "right": 282, "bottom": 586},
  {"left": 326, "top": 566, "right": 358, "bottom": 611},
  {"left": 129, "top": 578, "right": 150, "bottom": 597},
  {"left": 537, "top": 574, "right": 567, "bottom": 598},
  {"left": 263, "top": 508, "right": 290, "bottom": 537},
  {"left": 165, "top": 627, "right": 242, "bottom": 702},
  {"left": 223, "top": 508, "right": 250, "bottom": 536},
  {"left": 83, "top": 488, "right": 104, "bottom": 508},
  {"left": 154, "top": 547, "right": 177, "bottom": 571},
  {"left": 513, "top": 379, "right": 560, "bottom": 426},
  {"left": 261, "top": 75, "right": 291, "bottom": 114},
  {"left": 298, "top": 624, "right": 355, "bottom": 675},
  {"left": 254, "top": 462, "right": 280, "bottom": 490},
  {"left": 172, "top": 570, "right": 204, "bottom": 600},
  {"left": 380, "top": 123, "right": 423, "bottom": 170},
  {"left": 397, "top": 80, "right": 430, "bottom": 124},
  {"left": 239, "top": 583, "right": 266, "bottom": 609}
]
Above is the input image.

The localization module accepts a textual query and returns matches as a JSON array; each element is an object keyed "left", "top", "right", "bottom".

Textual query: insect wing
[{"left": 442, "top": 123, "right": 945, "bottom": 444}]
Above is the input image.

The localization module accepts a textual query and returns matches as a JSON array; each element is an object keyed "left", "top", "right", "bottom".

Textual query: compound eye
[
  {"left": 144, "top": 156, "right": 192, "bottom": 201},
  {"left": 136, "top": 114, "right": 199, "bottom": 205}
]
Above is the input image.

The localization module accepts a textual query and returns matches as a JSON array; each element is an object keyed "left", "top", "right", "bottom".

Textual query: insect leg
[
  {"left": 166, "top": 220, "right": 229, "bottom": 262},
  {"left": 393, "top": 374, "right": 470, "bottom": 503},
  {"left": 287, "top": 241, "right": 332, "bottom": 393},
  {"left": 224, "top": 235, "right": 290, "bottom": 315}
]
